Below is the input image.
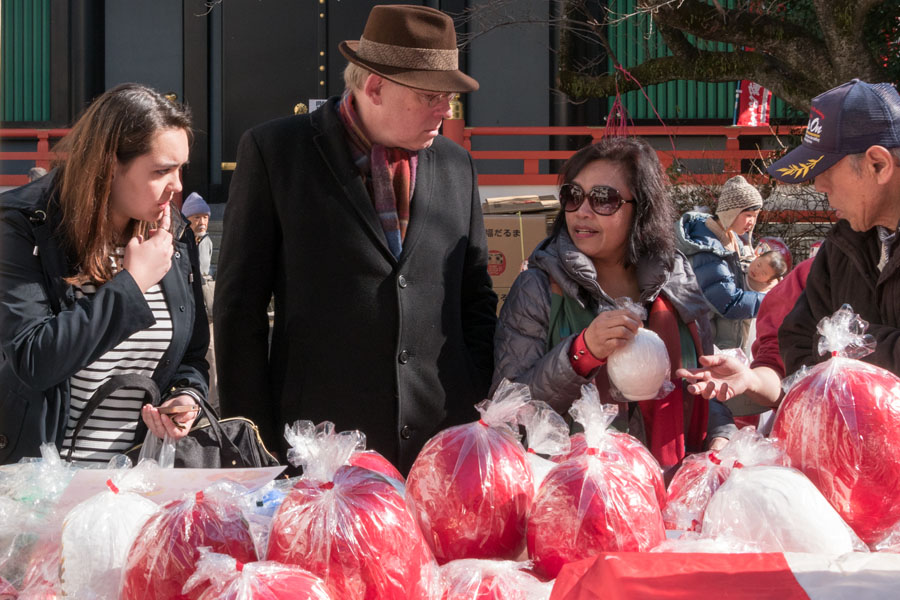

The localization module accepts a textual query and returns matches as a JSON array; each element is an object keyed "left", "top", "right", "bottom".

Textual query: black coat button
[
  {"left": 0, "top": 434, "right": 7, "bottom": 449},
  {"left": 400, "top": 426, "right": 411, "bottom": 440},
  {"left": 398, "top": 275, "right": 408, "bottom": 288},
  {"left": 179, "top": 305, "right": 185, "bottom": 312},
  {"left": 398, "top": 350, "right": 409, "bottom": 364}
]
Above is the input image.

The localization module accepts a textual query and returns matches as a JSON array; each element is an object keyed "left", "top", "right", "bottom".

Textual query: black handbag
[{"left": 67, "top": 373, "right": 279, "bottom": 468}]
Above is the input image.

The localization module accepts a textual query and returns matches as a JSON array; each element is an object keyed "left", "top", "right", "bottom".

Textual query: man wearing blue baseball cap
[{"left": 770, "top": 79, "right": 900, "bottom": 375}]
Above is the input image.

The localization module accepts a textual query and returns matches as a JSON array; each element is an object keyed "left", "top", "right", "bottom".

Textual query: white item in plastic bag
[
  {"left": 440, "top": 559, "right": 552, "bottom": 600},
  {"left": 607, "top": 329, "right": 671, "bottom": 401},
  {"left": 518, "top": 401, "right": 570, "bottom": 494},
  {"left": 59, "top": 475, "right": 158, "bottom": 599},
  {"left": 701, "top": 466, "right": 868, "bottom": 555}
]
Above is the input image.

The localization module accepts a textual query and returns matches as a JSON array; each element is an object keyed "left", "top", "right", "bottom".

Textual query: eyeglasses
[
  {"left": 412, "top": 89, "right": 459, "bottom": 108},
  {"left": 560, "top": 183, "right": 635, "bottom": 216}
]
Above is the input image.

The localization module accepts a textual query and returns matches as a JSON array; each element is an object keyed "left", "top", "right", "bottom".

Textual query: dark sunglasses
[{"left": 560, "top": 184, "right": 635, "bottom": 216}]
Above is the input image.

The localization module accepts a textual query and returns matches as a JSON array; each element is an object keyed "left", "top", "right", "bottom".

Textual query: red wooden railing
[
  {"left": 442, "top": 119, "right": 804, "bottom": 186},
  {"left": 0, "top": 128, "right": 69, "bottom": 186}
]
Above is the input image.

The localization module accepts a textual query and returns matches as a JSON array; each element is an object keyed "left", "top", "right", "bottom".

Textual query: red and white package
[
  {"left": 527, "top": 394, "right": 664, "bottom": 579},
  {"left": 183, "top": 549, "right": 333, "bottom": 600},
  {"left": 0, "top": 576, "right": 15, "bottom": 600},
  {"left": 771, "top": 306, "right": 900, "bottom": 546},
  {"left": 348, "top": 450, "right": 405, "bottom": 484},
  {"left": 15, "top": 541, "right": 60, "bottom": 600},
  {"left": 664, "top": 426, "right": 785, "bottom": 531},
  {"left": 439, "top": 559, "right": 552, "bottom": 600},
  {"left": 121, "top": 485, "right": 258, "bottom": 600},
  {"left": 267, "top": 421, "right": 438, "bottom": 600},
  {"left": 406, "top": 380, "right": 535, "bottom": 563},
  {"left": 553, "top": 386, "right": 665, "bottom": 510},
  {"left": 517, "top": 401, "right": 571, "bottom": 494}
]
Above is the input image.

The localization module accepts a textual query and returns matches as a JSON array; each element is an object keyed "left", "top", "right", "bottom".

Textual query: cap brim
[
  {"left": 339, "top": 40, "right": 479, "bottom": 93},
  {"left": 766, "top": 145, "right": 844, "bottom": 183}
]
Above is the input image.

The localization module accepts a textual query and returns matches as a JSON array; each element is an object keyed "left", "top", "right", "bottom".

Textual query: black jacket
[
  {"left": 0, "top": 174, "right": 209, "bottom": 464},
  {"left": 780, "top": 220, "right": 900, "bottom": 375},
  {"left": 214, "top": 97, "right": 497, "bottom": 473}
]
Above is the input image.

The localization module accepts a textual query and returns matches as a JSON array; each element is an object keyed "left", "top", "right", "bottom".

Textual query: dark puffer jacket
[
  {"left": 675, "top": 211, "right": 764, "bottom": 349},
  {"left": 492, "top": 229, "right": 736, "bottom": 442}
]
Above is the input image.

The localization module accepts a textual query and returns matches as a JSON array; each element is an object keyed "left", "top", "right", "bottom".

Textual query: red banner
[{"left": 735, "top": 80, "right": 772, "bottom": 126}]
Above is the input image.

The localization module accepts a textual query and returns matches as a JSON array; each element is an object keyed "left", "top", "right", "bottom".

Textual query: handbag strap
[{"left": 66, "top": 373, "right": 160, "bottom": 462}]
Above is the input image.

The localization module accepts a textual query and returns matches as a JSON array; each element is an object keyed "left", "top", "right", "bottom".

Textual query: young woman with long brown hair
[{"left": 0, "top": 83, "right": 209, "bottom": 465}]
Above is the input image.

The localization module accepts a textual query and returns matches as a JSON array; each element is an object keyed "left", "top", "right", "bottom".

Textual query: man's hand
[
  {"left": 707, "top": 436, "right": 729, "bottom": 452},
  {"left": 675, "top": 354, "right": 754, "bottom": 402}
]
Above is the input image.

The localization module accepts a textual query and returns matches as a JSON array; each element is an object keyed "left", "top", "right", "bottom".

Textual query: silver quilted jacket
[{"left": 492, "top": 229, "right": 736, "bottom": 442}]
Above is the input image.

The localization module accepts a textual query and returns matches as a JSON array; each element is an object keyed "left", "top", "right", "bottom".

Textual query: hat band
[{"left": 357, "top": 37, "right": 458, "bottom": 71}]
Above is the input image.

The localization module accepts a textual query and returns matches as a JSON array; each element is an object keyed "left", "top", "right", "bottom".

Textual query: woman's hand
[
  {"left": 582, "top": 309, "right": 641, "bottom": 360},
  {"left": 124, "top": 203, "right": 174, "bottom": 292},
  {"left": 141, "top": 394, "right": 200, "bottom": 441}
]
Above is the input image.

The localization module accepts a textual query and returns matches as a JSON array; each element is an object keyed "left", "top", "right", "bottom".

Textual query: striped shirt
[{"left": 61, "top": 264, "right": 173, "bottom": 464}]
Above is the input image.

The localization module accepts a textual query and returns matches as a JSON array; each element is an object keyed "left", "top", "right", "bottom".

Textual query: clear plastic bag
[
  {"left": 267, "top": 421, "right": 438, "bottom": 600},
  {"left": 439, "top": 559, "right": 552, "bottom": 600},
  {"left": 517, "top": 400, "right": 571, "bottom": 494},
  {"left": 405, "top": 380, "right": 535, "bottom": 563},
  {"left": 554, "top": 385, "right": 666, "bottom": 509},
  {"left": 606, "top": 298, "right": 675, "bottom": 401},
  {"left": 771, "top": 304, "right": 900, "bottom": 546},
  {"left": 120, "top": 483, "right": 258, "bottom": 600},
  {"left": 663, "top": 426, "right": 785, "bottom": 531},
  {"left": 526, "top": 390, "right": 665, "bottom": 579},
  {"left": 701, "top": 465, "right": 868, "bottom": 554},
  {"left": 183, "top": 548, "right": 332, "bottom": 600},
  {"left": 0, "top": 444, "right": 78, "bottom": 589},
  {"left": 59, "top": 463, "right": 159, "bottom": 599}
]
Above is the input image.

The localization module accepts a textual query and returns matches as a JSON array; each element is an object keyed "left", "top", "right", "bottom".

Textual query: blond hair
[{"left": 343, "top": 62, "right": 371, "bottom": 93}]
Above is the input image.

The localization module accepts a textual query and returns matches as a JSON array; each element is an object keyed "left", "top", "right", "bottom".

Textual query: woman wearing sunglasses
[{"left": 493, "top": 138, "right": 735, "bottom": 471}]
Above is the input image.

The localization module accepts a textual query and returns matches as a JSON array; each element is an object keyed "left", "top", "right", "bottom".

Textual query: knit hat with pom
[{"left": 715, "top": 176, "right": 762, "bottom": 230}]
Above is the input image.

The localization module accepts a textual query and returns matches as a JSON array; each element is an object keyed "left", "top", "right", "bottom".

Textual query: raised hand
[
  {"left": 675, "top": 354, "right": 753, "bottom": 401},
  {"left": 582, "top": 308, "right": 642, "bottom": 360},
  {"left": 123, "top": 203, "right": 173, "bottom": 292}
]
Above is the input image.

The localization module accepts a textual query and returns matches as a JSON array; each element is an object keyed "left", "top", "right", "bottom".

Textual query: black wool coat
[
  {"left": 214, "top": 98, "right": 497, "bottom": 473},
  {"left": 0, "top": 174, "right": 210, "bottom": 464}
]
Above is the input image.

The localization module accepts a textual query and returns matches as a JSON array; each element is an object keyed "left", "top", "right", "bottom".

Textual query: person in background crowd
[
  {"left": 27, "top": 167, "right": 48, "bottom": 182},
  {"left": 214, "top": 5, "right": 497, "bottom": 473},
  {"left": 0, "top": 83, "right": 208, "bottom": 465},
  {"left": 181, "top": 192, "right": 214, "bottom": 315},
  {"left": 746, "top": 250, "right": 788, "bottom": 293},
  {"left": 772, "top": 79, "right": 900, "bottom": 376},
  {"left": 493, "top": 138, "right": 735, "bottom": 474},
  {"left": 675, "top": 175, "right": 765, "bottom": 350},
  {"left": 182, "top": 191, "right": 218, "bottom": 410}
]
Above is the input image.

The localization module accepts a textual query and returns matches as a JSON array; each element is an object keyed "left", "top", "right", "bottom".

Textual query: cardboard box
[
  {"left": 483, "top": 213, "right": 550, "bottom": 289},
  {"left": 494, "top": 287, "right": 511, "bottom": 314}
]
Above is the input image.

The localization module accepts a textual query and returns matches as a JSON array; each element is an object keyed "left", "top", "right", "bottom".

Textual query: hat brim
[
  {"left": 766, "top": 145, "right": 844, "bottom": 183},
  {"left": 339, "top": 40, "right": 479, "bottom": 93}
]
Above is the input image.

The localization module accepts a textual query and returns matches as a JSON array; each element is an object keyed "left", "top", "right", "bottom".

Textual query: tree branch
[{"left": 559, "top": 49, "right": 821, "bottom": 110}]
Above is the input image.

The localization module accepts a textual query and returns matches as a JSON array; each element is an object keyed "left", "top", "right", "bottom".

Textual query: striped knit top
[{"left": 61, "top": 251, "right": 173, "bottom": 464}]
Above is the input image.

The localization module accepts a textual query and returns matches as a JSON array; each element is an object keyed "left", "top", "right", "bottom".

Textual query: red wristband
[{"left": 569, "top": 330, "right": 606, "bottom": 376}]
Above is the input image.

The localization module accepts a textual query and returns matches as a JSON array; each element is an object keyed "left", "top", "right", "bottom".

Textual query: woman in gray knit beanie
[{"left": 674, "top": 175, "right": 764, "bottom": 350}]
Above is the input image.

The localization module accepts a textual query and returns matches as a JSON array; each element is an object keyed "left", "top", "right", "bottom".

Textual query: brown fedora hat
[{"left": 339, "top": 4, "right": 478, "bottom": 93}]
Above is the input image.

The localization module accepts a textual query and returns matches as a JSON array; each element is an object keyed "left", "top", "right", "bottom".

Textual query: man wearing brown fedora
[{"left": 215, "top": 5, "right": 497, "bottom": 473}]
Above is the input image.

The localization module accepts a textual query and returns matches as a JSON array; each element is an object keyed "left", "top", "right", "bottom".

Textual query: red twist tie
[
  {"left": 235, "top": 561, "right": 244, "bottom": 572},
  {"left": 734, "top": 461, "right": 744, "bottom": 469},
  {"left": 527, "top": 448, "right": 536, "bottom": 454},
  {"left": 106, "top": 479, "right": 119, "bottom": 494},
  {"left": 478, "top": 419, "right": 488, "bottom": 427},
  {"left": 708, "top": 452, "right": 721, "bottom": 465},
  {"left": 832, "top": 351, "right": 838, "bottom": 358},
  {"left": 195, "top": 491, "right": 204, "bottom": 503},
  {"left": 319, "top": 482, "right": 335, "bottom": 490},
  {"left": 586, "top": 448, "right": 599, "bottom": 456},
  {"left": 690, "top": 519, "right": 701, "bottom": 532}
]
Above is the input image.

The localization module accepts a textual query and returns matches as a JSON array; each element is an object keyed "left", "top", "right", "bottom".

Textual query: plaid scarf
[{"left": 338, "top": 92, "right": 417, "bottom": 258}]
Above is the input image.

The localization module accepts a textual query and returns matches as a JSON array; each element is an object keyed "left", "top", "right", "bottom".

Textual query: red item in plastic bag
[
  {"left": 406, "top": 421, "right": 534, "bottom": 563},
  {"left": 663, "top": 452, "right": 730, "bottom": 531},
  {"left": 121, "top": 491, "right": 258, "bottom": 600},
  {"left": 0, "top": 576, "right": 15, "bottom": 600},
  {"left": 194, "top": 562, "right": 333, "bottom": 600},
  {"left": 267, "top": 465, "right": 436, "bottom": 600},
  {"left": 348, "top": 450, "right": 405, "bottom": 483},
  {"left": 527, "top": 453, "right": 665, "bottom": 579},
  {"left": 556, "top": 432, "right": 666, "bottom": 509},
  {"left": 771, "top": 357, "right": 900, "bottom": 545}
]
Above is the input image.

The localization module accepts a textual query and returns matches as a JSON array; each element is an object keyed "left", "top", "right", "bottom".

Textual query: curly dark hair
[{"left": 550, "top": 137, "right": 675, "bottom": 269}]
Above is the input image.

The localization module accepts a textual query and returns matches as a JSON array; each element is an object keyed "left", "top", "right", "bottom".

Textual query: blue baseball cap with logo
[{"left": 767, "top": 79, "right": 900, "bottom": 183}]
